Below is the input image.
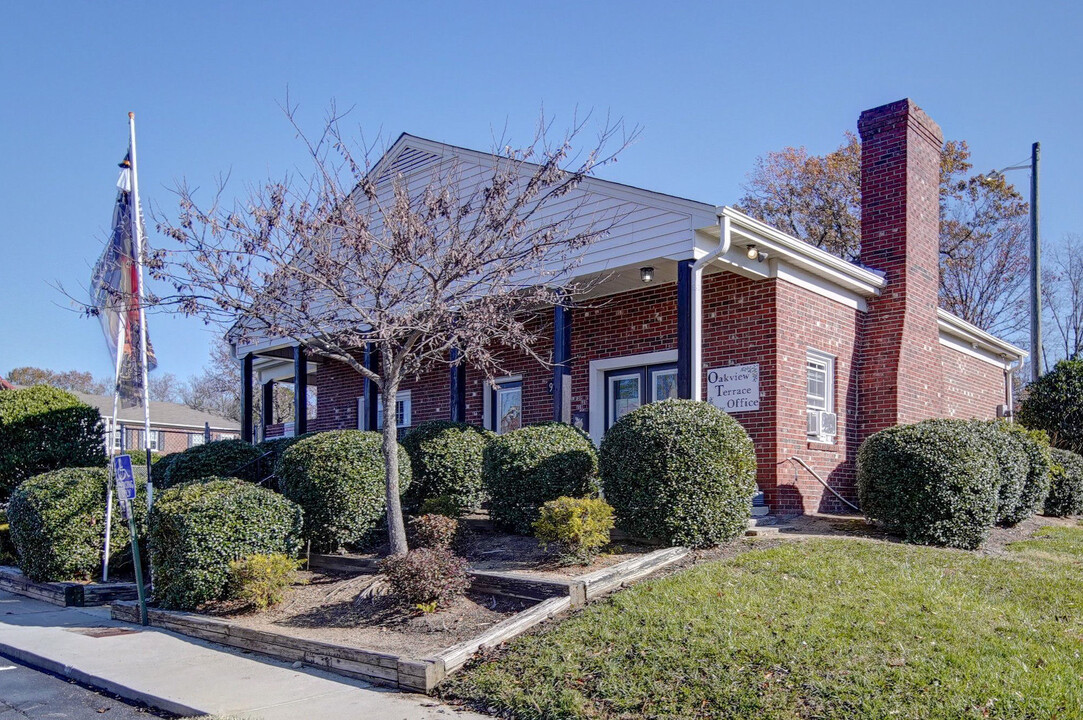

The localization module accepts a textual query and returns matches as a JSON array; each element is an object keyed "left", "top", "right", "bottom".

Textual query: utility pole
[{"left": 1030, "top": 142, "right": 1042, "bottom": 383}]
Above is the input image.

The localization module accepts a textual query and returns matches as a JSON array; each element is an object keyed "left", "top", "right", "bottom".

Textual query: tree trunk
[{"left": 381, "top": 375, "right": 409, "bottom": 556}]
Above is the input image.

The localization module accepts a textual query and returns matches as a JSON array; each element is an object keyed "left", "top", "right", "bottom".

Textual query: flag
[{"left": 90, "top": 152, "right": 157, "bottom": 408}]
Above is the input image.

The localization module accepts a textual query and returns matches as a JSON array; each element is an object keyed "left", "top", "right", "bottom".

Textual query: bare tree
[
  {"left": 738, "top": 136, "right": 1030, "bottom": 342},
  {"left": 154, "top": 105, "right": 636, "bottom": 554},
  {"left": 1043, "top": 234, "right": 1083, "bottom": 364},
  {"left": 148, "top": 372, "right": 184, "bottom": 403},
  {"left": 5, "top": 367, "right": 110, "bottom": 394},
  {"left": 183, "top": 339, "right": 294, "bottom": 424}
]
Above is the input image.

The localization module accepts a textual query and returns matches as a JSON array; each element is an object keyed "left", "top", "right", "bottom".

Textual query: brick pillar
[{"left": 858, "top": 99, "right": 945, "bottom": 438}]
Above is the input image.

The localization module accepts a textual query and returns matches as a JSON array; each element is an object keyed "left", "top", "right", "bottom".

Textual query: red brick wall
[
  {"left": 858, "top": 99, "right": 946, "bottom": 438},
  {"left": 941, "top": 346, "right": 1006, "bottom": 420},
  {"left": 465, "top": 315, "right": 553, "bottom": 428},
  {"left": 772, "top": 281, "right": 863, "bottom": 514}
]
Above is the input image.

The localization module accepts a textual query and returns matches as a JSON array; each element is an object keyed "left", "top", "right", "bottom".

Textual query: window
[
  {"left": 147, "top": 430, "right": 162, "bottom": 452},
  {"left": 188, "top": 432, "right": 206, "bottom": 448},
  {"left": 377, "top": 390, "right": 412, "bottom": 430},
  {"left": 604, "top": 363, "right": 676, "bottom": 430},
  {"left": 806, "top": 350, "right": 837, "bottom": 441},
  {"left": 491, "top": 381, "right": 522, "bottom": 435}
]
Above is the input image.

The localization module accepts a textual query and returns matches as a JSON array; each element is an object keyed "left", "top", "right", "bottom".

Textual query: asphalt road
[{"left": 0, "top": 657, "right": 167, "bottom": 719}]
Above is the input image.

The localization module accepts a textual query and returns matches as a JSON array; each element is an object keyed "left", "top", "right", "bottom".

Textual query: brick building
[
  {"left": 237, "top": 99, "right": 1025, "bottom": 515},
  {"left": 69, "top": 390, "right": 240, "bottom": 455}
]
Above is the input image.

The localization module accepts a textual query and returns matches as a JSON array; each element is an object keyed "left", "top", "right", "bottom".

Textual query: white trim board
[{"left": 588, "top": 350, "right": 677, "bottom": 445}]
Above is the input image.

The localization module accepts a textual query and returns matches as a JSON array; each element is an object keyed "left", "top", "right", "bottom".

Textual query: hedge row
[{"left": 858, "top": 419, "right": 1053, "bottom": 549}]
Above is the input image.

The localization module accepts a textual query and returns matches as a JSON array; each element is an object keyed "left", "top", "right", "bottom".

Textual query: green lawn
[{"left": 444, "top": 529, "right": 1083, "bottom": 719}]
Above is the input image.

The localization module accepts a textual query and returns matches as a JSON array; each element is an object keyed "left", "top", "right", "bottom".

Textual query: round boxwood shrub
[
  {"left": 275, "top": 430, "right": 412, "bottom": 552},
  {"left": 7, "top": 467, "right": 145, "bottom": 582},
  {"left": 483, "top": 422, "right": 599, "bottom": 535},
  {"left": 599, "top": 400, "right": 756, "bottom": 547},
  {"left": 1019, "top": 359, "right": 1083, "bottom": 454},
  {"left": 162, "top": 439, "right": 264, "bottom": 488},
  {"left": 0, "top": 386, "right": 105, "bottom": 498},
  {"left": 997, "top": 423, "right": 1052, "bottom": 525},
  {"left": 150, "top": 452, "right": 179, "bottom": 488},
  {"left": 401, "top": 421, "right": 493, "bottom": 512},
  {"left": 966, "top": 421, "right": 1028, "bottom": 525},
  {"left": 1044, "top": 448, "right": 1083, "bottom": 517},
  {"left": 857, "top": 420, "right": 1000, "bottom": 549},
  {"left": 256, "top": 433, "right": 314, "bottom": 468},
  {"left": 148, "top": 477, "right": 303, "bottom": 610}
]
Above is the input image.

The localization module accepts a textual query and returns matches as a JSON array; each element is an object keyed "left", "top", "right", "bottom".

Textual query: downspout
[
  {"left": 690, "top": 213, "right": 732, "bottom": 400},
  {"left": 1004, "top": 359, "right": 1018, "bottom": 422}
]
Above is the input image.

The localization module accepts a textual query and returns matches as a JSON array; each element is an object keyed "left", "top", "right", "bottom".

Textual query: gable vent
[{"left": 376, "top": 147, "right": 441, "bottom": 185}]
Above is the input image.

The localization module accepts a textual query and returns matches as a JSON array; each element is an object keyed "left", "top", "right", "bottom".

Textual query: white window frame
[
  {"left": 188, "top": 432, "right": 206, "bottom": 448},
  {"left": 482, "top": 376, "right": 523, "bottom": 434},
  {"left": 607, "top": 371, "right": 643, "bottom": 428},
  {"left": 146, "top": 430, "right": 162, "bottom": 452},
  {"left": 806, "top": 349, "right": 836, "bottom": 442},
  {"left": 376, "top": 389, "right": 412, "bottom": 430}
]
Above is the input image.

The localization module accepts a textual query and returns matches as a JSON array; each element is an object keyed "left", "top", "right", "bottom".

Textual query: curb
[{"left": 0, "top": 641, "right": 208, "bottom": 717}]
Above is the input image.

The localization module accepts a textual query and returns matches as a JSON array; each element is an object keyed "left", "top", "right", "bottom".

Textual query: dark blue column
[
  {"left": 676, "top": 259, "right": 694, "bottom": 400},
  {"left": 293, "top": 346, "right": 308, "bottom": 435},
  {"left": 240, "top": 353, "right": 254, "bottom": 443},
  {"left": 362, "top": 343, "right": 379, "bottom": 431},
  {"left": 553, "top": 301, "right": 572, "bottom": 422},
  {"left": 449, "top": 348, "right": 467, "bottom": 422},
  {"left": 261, "top": 380, "right": 275, "bottom": 434}
]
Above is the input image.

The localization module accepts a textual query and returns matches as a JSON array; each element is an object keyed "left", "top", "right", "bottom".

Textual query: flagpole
[
  {"left": 101, "top": 320, "right": 126, "bottom": 582},
  {"left": 128, "top": 112, "right": 154, "bottom": 514}
]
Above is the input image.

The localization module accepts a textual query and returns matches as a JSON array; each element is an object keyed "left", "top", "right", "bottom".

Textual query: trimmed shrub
[
  {"left": 151, "top": 452, "right": 179, "bottom": 488},
  {"left": 419, "top": 495, "right": 466, "bottom": 518},
  {"left": 162, "top": 439, "right": 264, "bottom": 488},
  {"left": 276, "top": 430, "right": 412, "bottom": 551},
  {"left": 600, "top": 400, "right": 757, "bottom": 547},
  {"left": 401, "top": 421, "right": 493, "bottom": 512},
  {"left": 148, "top": 478, "right": 303, "bottom": 610},
  {"left": 409, "top": 514, "right": 459, "bottom": 550},
  {"left": 0, "top": 386, "right": 105, "bottom": 498},
  {"left": 1045, "top": 448, "right": 1083, "bottom": 517},
  {"left": 533, "top": 496, "right": 614, "bottom": 564},
  {"left": 7, "top": 467, "right": 144, "bottom": 582},
  {"left": 857, "top": 420, "right": 999, "bottom": 549},
  {"left": 227, "top": 553, "right": 304, "bottom": 610},
  {"left": 998, "top": 424, "right": 1052, "bottom": 525},
  {"left": 1019, "top": 359, "right": 1083, "bottom": 454},
  {"left": 381, "top": 547, "right": 469, "bottom": 608},
  {"left": 966, "top": 421, "right": 1029, "bottom": 525},
  {"left": 483, "top": 423, "right": 599, "bottom": 535}
]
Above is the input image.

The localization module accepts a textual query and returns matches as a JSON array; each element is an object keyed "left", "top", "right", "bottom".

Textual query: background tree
[
  {"left": 182, "top": 339, "right": 294, "bottom": 424},
  {"left": 738, "top": 135, "right": 1030, "bottom": 342},
  {"left": 148, "top": 372, "right": 184, "bottom": 403},
  {"left": 155, "top": 106, "right": 635, "bottom": 554},
  {"left": 1042, "top": 234, "right": 1083, "bottom": 364},
  {"left": 6, "top": 367, "right": 109, "bottom": 394}
]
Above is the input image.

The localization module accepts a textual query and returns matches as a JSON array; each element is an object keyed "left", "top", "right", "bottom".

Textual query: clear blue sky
[{"left": 1, "top": 1, "right": 1080, "bottom": 382}]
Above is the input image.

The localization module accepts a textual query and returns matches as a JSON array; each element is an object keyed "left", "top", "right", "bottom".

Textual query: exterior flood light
[
  {"left": 746, "top": 245, "right": 767, "bottom": 262},
  {"left": 640, "top": 266, "right": 655, "bottom": 283}
]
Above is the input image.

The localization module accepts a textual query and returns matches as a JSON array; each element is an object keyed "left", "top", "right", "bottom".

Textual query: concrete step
[{"left": 746, "top": 514, "right": 780, "bottom": 536}]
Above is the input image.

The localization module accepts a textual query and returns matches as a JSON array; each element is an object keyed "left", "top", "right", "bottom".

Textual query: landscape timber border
[
  {"left": 111, "top": 546, "right": 688, "bottom": 692},
  {"left": 0, "top": 566, "right": 141, "bottom": 608}
]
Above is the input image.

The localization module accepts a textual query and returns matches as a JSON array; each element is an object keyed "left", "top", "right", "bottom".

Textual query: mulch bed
[{"left": 198, "top": 570, "right": 531, "bottom": 657}]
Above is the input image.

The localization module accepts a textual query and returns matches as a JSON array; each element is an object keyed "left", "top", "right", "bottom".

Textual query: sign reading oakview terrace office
[{"left": 706, "top": 363, "right": 760, "bottom": 413}]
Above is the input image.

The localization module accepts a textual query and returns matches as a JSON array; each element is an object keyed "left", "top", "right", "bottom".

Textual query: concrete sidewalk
[{"left": 0, "top": 591, "right": 488, "bottom": 719}]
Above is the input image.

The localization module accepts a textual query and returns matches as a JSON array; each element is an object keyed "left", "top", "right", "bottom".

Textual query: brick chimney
[{"left": 857, "top": 99, "right": 945, "bottom": 438}]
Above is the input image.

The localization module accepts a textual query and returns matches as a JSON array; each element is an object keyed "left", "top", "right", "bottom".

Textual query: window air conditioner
[
  {"left": 819, "top": 411, "right": 838, "bottom": 438},
  {"left": 807, "top": 409, "right": 821, "bottom": 436}
]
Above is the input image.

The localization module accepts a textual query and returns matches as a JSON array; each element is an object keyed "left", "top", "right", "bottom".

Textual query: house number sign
[{"left": 706, "top": 363, "right": 760, "bottom": 413}]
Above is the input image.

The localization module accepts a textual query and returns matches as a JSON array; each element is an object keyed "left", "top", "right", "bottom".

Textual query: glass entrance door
[{"left": 604, "top": 362, "right": 677, "bottom": 431}]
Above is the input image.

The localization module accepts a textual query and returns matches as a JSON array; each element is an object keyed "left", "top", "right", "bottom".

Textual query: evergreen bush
[
  {"left": 7, "top": 467, "right": 144, "bottom": 582},
  {"left": 533, "top": 496, "right": 614, "bottom": 564},
  {"left": 0, "top": 386, "right": 105, "bottom": 498},
  {"left": 1045, "top": 448, "right": 1083, "bottom": 517},
  {"left": 483, "top": 423, "right": 598, "bottom": 535},
  {"left": 600, "top": 400, "right": 757, "bottom": 547},
  {"left": 161, "top": 439, "right": 264, "bottom": 488},
  {"left": 148, "top": 478, "right": 302, "bottom": 610},
  {"left": 401, "top": 421, "right": 493, "bottom": 512},
  {"left": 1019, "top": 359, "right": 1083, "bottom": 454},
  {"left": 857, "top": 420, "right": 999, "bottom": 549},
  {"left": 275, "top": 430, "right": 411, "bottom": 551}
]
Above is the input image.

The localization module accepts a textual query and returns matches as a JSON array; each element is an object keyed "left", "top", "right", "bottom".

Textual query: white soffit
[{"left": 937, "top": 309, "right": 1027, "bottom": 367}]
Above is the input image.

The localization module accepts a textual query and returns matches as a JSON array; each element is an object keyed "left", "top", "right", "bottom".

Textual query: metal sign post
[{"left": 113, "top": 454, "right": 148, "bottom": 626}]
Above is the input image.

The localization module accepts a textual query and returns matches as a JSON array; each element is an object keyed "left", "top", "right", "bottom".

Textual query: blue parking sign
[{"left": 113, "top": 454, "right": 136, "bottom": 501}]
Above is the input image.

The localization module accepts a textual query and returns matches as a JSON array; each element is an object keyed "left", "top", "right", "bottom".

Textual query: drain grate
[{"left": 65, "top": 627, "right": 141, "bottom": 638}]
